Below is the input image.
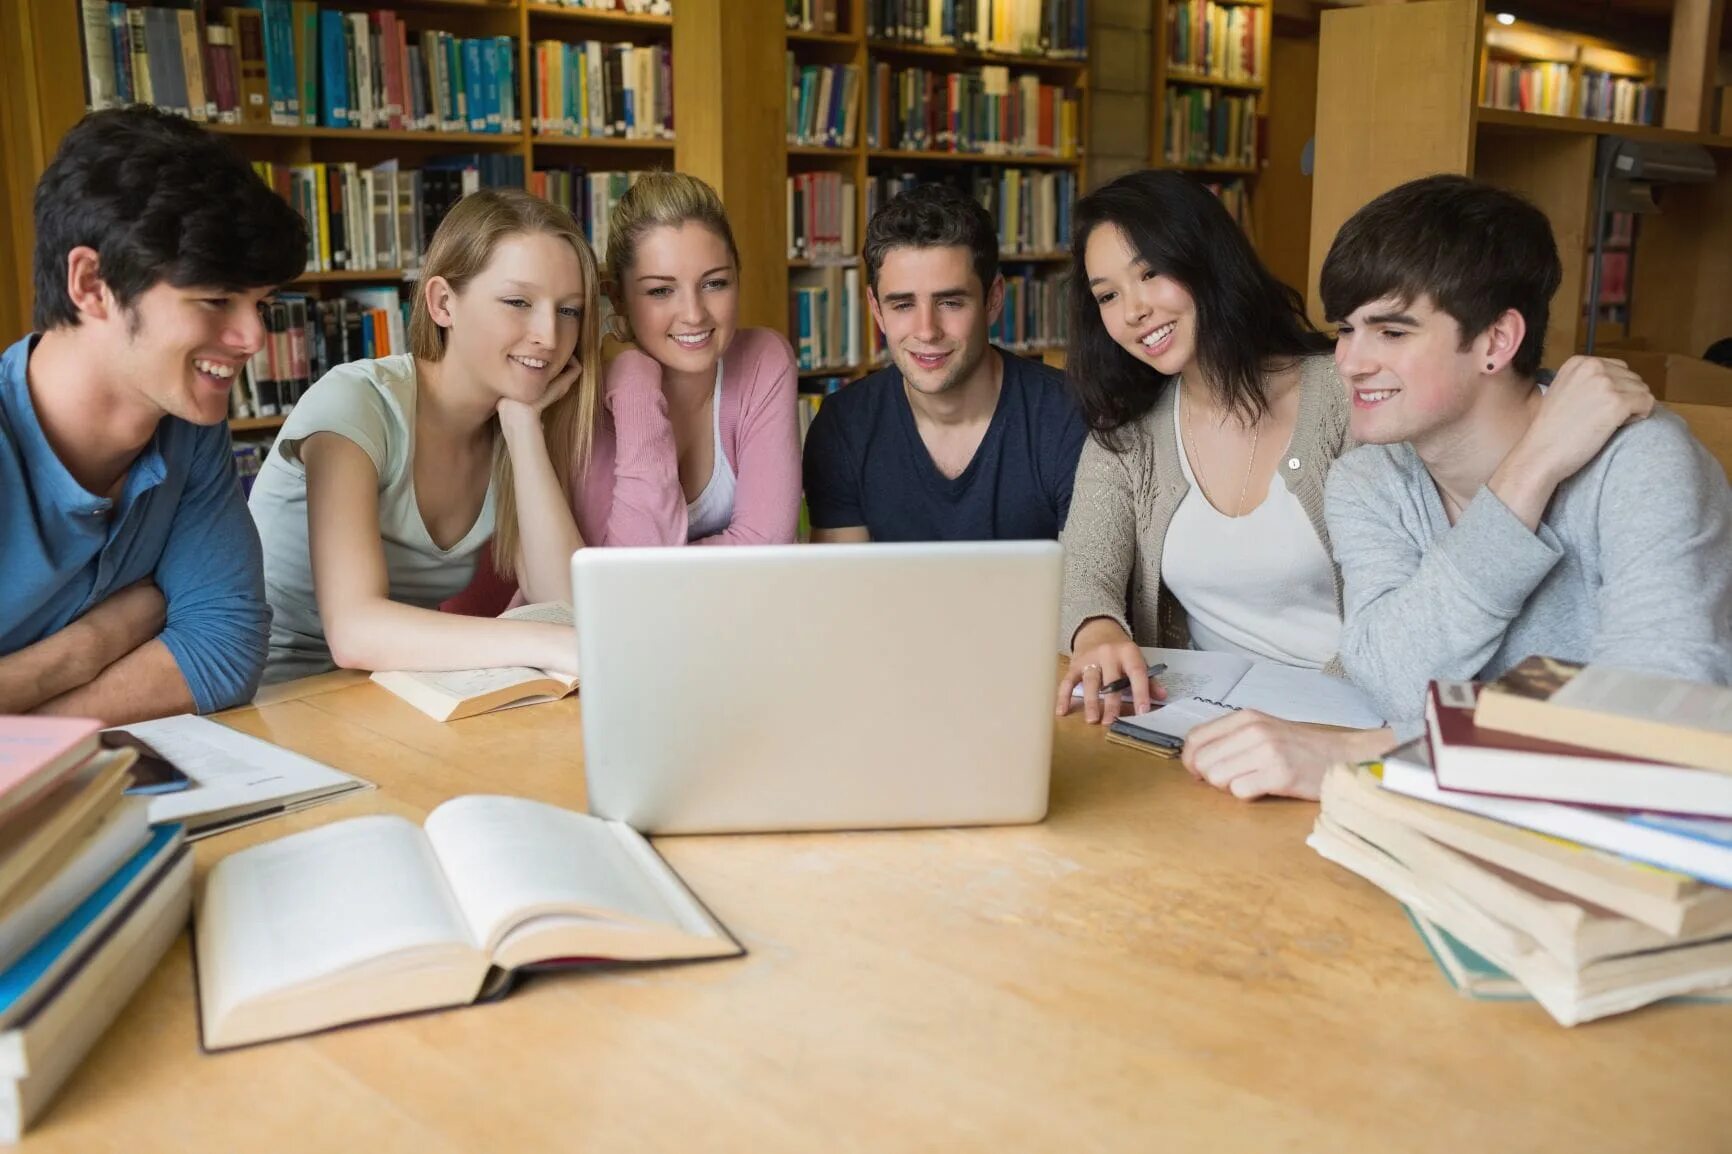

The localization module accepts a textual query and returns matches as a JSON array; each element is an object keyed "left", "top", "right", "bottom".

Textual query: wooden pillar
[
  {"left": 1306, "top": 0, "right": 1480, "bottom": 323},
  {"left": 1664, "top": 0, "right": 1726, "bottom": 134},
  {"left": 672, "top": 0, "right": 788, "bottom": 333}
]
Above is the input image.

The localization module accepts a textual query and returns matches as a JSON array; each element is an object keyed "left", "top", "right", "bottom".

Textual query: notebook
[
  {"left": 0, "top": 719, "right": 103, "bottom": 825},
  {"left": 1098, "top": 647, "right": 1384, "bottom": 750}
]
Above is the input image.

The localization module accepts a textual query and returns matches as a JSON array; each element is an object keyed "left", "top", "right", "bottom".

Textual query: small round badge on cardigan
[{"left": 1287, "top": 457, "right": 1301, "bottom": 470}]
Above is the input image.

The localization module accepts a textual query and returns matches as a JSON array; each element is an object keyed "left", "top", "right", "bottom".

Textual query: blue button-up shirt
[{"left": 0, "top": 334, "right": 270, "bottom": 712}]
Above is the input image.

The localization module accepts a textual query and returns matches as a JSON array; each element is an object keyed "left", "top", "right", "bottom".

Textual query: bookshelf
[
  {"left": 11, "top": 0, "right": 796, "bottom": 439},
  {"left": 1309, "top": 0, "right": 1732, "bottom": 370},
  {"left": 783, "top": 0, "right": 1090, "bottom": 398},
  {"left": 1150, "top": 0, "right": 1271, "bottom": 241}
]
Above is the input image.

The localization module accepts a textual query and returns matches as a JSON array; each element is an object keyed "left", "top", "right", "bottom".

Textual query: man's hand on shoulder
[{"left": 1515, "top": 356, "right": 1655, "bottom": 487}]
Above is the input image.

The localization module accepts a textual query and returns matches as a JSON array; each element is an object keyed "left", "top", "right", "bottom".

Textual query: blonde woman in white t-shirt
[
  {"left": 1054, "top": 171, "right": 1395, "bottom": 801},
  {"left": 249, "top": 188, "right": 599, "bottom": 684}
]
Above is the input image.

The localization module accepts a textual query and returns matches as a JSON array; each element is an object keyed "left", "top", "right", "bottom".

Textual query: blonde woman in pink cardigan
[{"left": 445, "top": 173, "right": 801, "bottom": 615}]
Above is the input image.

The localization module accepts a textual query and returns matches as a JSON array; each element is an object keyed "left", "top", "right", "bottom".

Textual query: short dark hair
[
  {"left": 1320, "top": 174, "right": 1560, "bottom": 378},
  {"left": 33, "top": 106, "right": 308, "bottom": 330},
  {"left": 863, "top": 183, "right": 998, "bottom": 296},
  {"left": 1067, "top": 170, "right": 1330, "bottom": 446}
]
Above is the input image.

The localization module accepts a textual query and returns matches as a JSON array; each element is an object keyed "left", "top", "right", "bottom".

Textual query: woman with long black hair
[{"left": 1054, "top": 169, "right": 1393, "bottom": 800}]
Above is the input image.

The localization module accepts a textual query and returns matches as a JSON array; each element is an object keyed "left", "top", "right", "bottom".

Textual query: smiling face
[
  {"left": 432, "top": 231, "right": 585, "bottom": 404},
  {"left": 1083, "top": 221, "right": 1197, "bottom": 378},
  {"left": 1332, "top": 293, "right": 1497, "bottom": 446},
  {"left": 619, "top": 221, "right": 738, "bottom": 377},
  {"left": 111, "top": 281, "right": 274, "bottom": 425},
  {"left": 867, "top": 245, "right": 1001, "bottom": 397}
]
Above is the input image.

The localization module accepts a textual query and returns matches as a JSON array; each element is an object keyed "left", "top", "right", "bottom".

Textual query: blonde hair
[
  {"left": 408, "top": 188, "right": 600, "bottom": 580},
  {"left": 603, "top": 171, "right": 740, "bottom": 338}
]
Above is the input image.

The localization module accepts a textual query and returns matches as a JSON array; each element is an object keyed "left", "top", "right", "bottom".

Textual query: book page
[
  {"left": 1114, "top": 697, "right": 1236, "bottom": 742},
  {"left": 198, "top": 815, "right": 479, "bottom": 1016},
  {"left": 1224, "top": 663, "right": 1386, "bottom": 729},
  {"left": 423, "top": 795, "right": 699, "bottom": 953},
  {"left": 1552, "top": 666, "right": 1732, "bottom": 734},
  {"left": 385, "top": 666, "right": 563, "bottom": 700},
  {"left": 501, "top": 601, "right": 574, "bottom": 628},
  {"left": 116, "top": 715, "right": 367, "bottom": 827},
  {"left": 1073, "top": 647, "right": 1250, "bottom": 703}
]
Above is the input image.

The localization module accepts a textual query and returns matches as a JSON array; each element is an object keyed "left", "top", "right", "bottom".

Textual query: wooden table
[{"left": 17, "top": 673, "right": 1732, "bottom": 1152}]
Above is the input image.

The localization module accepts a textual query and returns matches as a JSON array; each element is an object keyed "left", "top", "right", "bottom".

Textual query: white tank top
[
  {"left": 1160, "top": 396, "right": 1341, "bottom": 669},
  {"left": 685, "top": 361, "right": 737, "bottom": 541}
]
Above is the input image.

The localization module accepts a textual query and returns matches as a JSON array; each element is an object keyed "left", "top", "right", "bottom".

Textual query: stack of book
[
  {"left": 991, "top": 268, "right": 1067, "bottom": 355},
  {"left": 865, "top": 0, "right": 1089, "bottom": 58},
  {"left": 80, "top": 4, "right": 521, "bottom": 135},
  {"left": 1162, "top": 85, "right": 1257, "bottom": 168},
  {"left": 866, "top": 62, "right": 1080, "bottom": 158},
  {"left": 786, "top": 0, "right": 841, "bottom": 33},
  {"left": 1203, "top": 178, "right": 1253, "bottom": 233},
  {"left": 1166, "top": 0, "right": 1263, "bottom": 84},
  {"left": 1310, "top": 657, "right": 1732, "bottom": 1026},
  {"left": 529, "top": 168, "right": 645, "bottom": 263},
  {"left": 790, "top": 266, "right": 864, "bottom": 372},
  {"left": 787, "top": 172, "right": 858, "bottom": 262},
  {"left": 787, "top": 58, "right": 862, "bottom": 149},
  {"left": 1578, "top": 70, "right": 1657, "bottom": 126},
  {"left": 867, "top": 168, "right": 1076, "bottom": 255},
  {"left": 229, "top": 287, "right": 407, "bottom": 420},
  {"left": 531, "top": 40, "right": 673, "bottom": 141},
  {"left": 1481, "top": 59, "right": 1574, "bottom": 118},
  {"left": 0, "top": 718, "right": 192, "bottom": 1140}
]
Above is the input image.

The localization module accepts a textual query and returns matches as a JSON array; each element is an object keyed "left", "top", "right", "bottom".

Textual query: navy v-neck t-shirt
[{"left": 802, "top": 349, "right": 1087, "bottom": 541}]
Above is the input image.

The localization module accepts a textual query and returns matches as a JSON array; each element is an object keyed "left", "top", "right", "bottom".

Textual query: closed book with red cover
[
  {"left": 1426, "top": 682, "right": 1732, "bottom": 818},
  {"left": 0, "top": 719, "right": 102, "bottom": 825}
]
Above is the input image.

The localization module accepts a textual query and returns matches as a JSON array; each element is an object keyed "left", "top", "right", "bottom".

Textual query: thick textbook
[{"left": 196, "top": 795, "right": 743, "bottom": 1050}]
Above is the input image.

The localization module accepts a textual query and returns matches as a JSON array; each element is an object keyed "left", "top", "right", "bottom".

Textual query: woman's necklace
[{"left": 1182, "top": 386, "right": 1261, "bottom": 517}]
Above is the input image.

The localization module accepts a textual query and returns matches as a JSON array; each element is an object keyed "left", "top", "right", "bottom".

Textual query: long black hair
[{"left": 1066, "top": 170, "right": 1329, "bottom": 450}]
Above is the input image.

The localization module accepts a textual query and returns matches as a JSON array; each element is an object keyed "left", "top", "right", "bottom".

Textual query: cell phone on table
[{"left": 102, "top": 731, "right": 193, "bottom": 795}]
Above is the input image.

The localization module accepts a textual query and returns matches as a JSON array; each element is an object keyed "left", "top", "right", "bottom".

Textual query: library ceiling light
[{"left": 1495, "top": 12, "right": 1516, "bottom": 25}]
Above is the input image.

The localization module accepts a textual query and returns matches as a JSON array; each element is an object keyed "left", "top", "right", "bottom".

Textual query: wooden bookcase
[
  {"left": 784, "top": 1, "right": 1090, "bottom": 384},
  {"left": 1307, "top": 0, "right": 1731, "bottom": 368},
  {"left": 1150, "top": 0, "right": 1271, "bottom": 244},
  {"left": 4, "top": 0, "right": 788, "bottom": 433}
]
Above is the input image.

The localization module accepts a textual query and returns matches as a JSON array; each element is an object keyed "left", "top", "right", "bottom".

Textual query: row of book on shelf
[
  {"left": 229, "top": 288, "right": 409, "bottom": 426},
  {"left": 531, "top": 40, "right": 673, "bottom": 140},
  {"left": 790, "top": 263, "right": 1067, "bottom": 375},
  {"left": 788, "top": 60, "right": 863, "bottom": 149},
  {"left": 865, "top": 0, "right": 1089, "bottom": 58},
  {"left": 867, "top": 168, "right": 1077, "bottom": 255},
  {"left": 789, "top": 172, "right": 858, "bottom": 262},
  {"left": 1309, "top": 658, "right": 1732, "bottom": 1026},
  {"left": 252, "top": 154, "right": 522, "bottom": 275},
  {"left": 786, "top": 0, "right": 842, "bottom": 34},
  {"left": 1480, "top": 62, "right": 1658, "bottom": 126},
  {"left": 1162, "top": 86, "right": 1258, "bottom": 169},
  {"left": 80, "top": 3, "right": 525, "bottom": 135},
  {"left": 866, "top": 64, "right": 1081, "bottom": 157},
  {"left": 1166, "top": 0, "right": 1264, "bottom": 84}
]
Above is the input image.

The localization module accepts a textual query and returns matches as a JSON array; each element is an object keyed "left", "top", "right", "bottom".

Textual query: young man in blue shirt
[
  {"left": 0, "top": 107, "right": 307, "bottom": 723},
  {"left": 802, "top": 184, "right": 1086, "bottom": 542}
]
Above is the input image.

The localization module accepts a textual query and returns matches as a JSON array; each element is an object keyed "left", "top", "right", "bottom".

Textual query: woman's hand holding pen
[{"left": 1056, "top": 617, "right": 1168, "bottom": 725}]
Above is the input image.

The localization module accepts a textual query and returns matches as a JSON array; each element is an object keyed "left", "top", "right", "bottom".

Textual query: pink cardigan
[{"left": 443, "top": 326, "right": 801, "bottom": 615}]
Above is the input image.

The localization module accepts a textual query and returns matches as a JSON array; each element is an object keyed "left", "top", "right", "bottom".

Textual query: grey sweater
[
  {"left": 1058, "top": 354, "right": 1351, "bottom": 657},
  {"left": 1325, "top": 406, "right": 1732, "bottom": 728}
]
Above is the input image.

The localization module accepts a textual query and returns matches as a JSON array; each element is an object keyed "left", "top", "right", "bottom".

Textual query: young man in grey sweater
[{"left": 1319, "top": 174, "right": 1732, "bottom": 730}]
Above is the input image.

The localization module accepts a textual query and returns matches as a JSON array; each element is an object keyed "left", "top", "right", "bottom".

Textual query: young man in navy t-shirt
[{"left": 802, "top": 185, "right": 1086, "bottom": 542}]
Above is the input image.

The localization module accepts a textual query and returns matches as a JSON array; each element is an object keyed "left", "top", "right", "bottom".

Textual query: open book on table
[
  {"left": 1096, "top": 647, "right": 1385, "bottom": 752},
  {"left": 195, "top": 794, "right": 742, "bottom": 1050},
  {"left": 370, "top": 602, "right": 579, "bottom": 722}
]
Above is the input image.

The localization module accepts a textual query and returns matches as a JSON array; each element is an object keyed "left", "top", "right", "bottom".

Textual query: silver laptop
[{"left": 571, "top": 542, "right": 1062, "bottom": 834}]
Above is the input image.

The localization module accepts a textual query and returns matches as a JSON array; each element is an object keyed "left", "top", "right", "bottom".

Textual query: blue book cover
[
  {"left": 269, "top": 0, "right": 300, "bottom": 121},
  {"left": 318, "top": 10, "right": 350, "bottom": 127},
  {"left": 461, "top": 39, "right": 485, "bottom": 132},
  {"left": 108, "top": 3, "right": 132, "bottom": 105},
  {"left": 446, "top": 35, "right": 466, "bottom": 131},
  {"left": 360, "top": 311, "right": 377, "bottom": 358},
  {"left": 0, "top": 825, "right": 183, "bottom": 1024},
  {"left": 479, "top": 36, "right": 500, "bottom": 133}
]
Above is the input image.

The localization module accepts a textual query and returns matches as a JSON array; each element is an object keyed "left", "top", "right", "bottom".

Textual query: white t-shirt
[
  {"left": 685, "top": 361, "right": 737, "bottom": 541},
  {"left": 248, "top": 355, "right": 497, "bottom": 684},
  {"left": 1160, "top": 398, "right": 1341, "bottom": 669}
]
